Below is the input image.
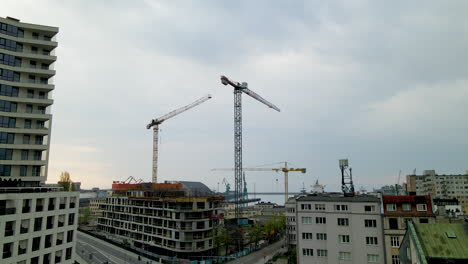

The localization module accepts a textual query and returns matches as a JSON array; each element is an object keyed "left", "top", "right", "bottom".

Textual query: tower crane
[
  {"left": 212, "top": 162, "right": 306, "bottom": 203},
  {"left": 220, "top": 75, "right": 280, "bottom": 223},
  {"left": 146, "top": 95, "right": 212, "bottom": 183}
]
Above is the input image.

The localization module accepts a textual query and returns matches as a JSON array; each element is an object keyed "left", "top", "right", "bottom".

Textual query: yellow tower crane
[{"left": 212, "top": 162, "right": 306, "bottom": 203}]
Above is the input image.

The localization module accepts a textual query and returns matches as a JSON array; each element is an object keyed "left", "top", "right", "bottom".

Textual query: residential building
[
  {"left": 0, "top": 16, "right": 79, "bottom": 264},
  {"left": 382, "top": 195, "right": 436, "bottom": 264},
  {"left": 399, "top": 221, "right": 468, "bottom": 264},
  {"left": 406, "top": 170, "right": 468, "bottom": 211},
  {"left": 97, "top": 181, "right": 223, "bottom": 261},
  {"left": 293, "top": 193, "right": 385, "bottom": 264}
]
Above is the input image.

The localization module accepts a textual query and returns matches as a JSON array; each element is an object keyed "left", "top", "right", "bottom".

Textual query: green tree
[
  {"left": 57, "top": 171, "right": 75, "bottom": 191},
  {"left": 213, "top": 225, "right": 230, "bottom": 256},
  {"left": 247, "top": 223, "right": 264, "bottom": 249}
]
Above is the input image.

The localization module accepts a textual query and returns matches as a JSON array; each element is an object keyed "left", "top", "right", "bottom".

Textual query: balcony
[{"left": 0, "top": 207, "right": 16, "bottom": 215}]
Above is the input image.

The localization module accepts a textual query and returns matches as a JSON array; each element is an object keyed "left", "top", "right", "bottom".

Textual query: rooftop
[
  {"left": 296, "top": 192, "right": 380, "bottom": 203},
  {"left": 412, "top": 222, "right": 468, "bottom": 260}
]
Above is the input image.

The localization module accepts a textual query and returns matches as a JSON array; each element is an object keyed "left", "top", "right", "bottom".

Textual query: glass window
[
  {"left": 24, "top": 119, "right": 31, "bottom": 128},
  {"left": 402, "top": 203, "right": 411, "bottom": 211},
  {"left": 0, "top": 132, "right": 14, "bottom": 144},
  {"left": 387, "top": 204, "right": 396, "bottom": 211},
  {"left": 416, "top": 204, "right": 427, "bottom": 211},
  {"left": 315, "top": 204, "right": 325, "bottom": 210},
  {"left": 0, "top": 148, "right": 13, "bottom": 160},
  {"left": 35, "top": 135, "right": 43, "bottom": 145},
  {"left": 302, "top": 248, "right": 313, "bottom": 256},
  {"left": 21, "top": 150, "right": 28, "bottom": 160},
  {"left": 317, "top": 249, "right": 327, "bottom": 257},
  {"left": 391, "top": 236, "right": 400, "bottom": 248},
  {"left": 0, "top": 100, "right": 17, "bottom": 112},
  {"left": 366, "top": 236, "right": 378, "bottom": 245},
  {"left": 301, "top": 217, "right": 312, "bottom": 224},
  {"left": 339, "top": 235, "right": 350, "bottom": 243},
  {"left": 338, "top": 218, "right": 349, "bottom": 226},
  {"left": 316, "top": 233, "right": 327, "bottom": 240},
  {"left": 367, "top": 254, "right": 379, "bottom": 263},
  {"left": 365, "top": 205, "right": 376, "bottom": 212},
  {"left": 20, "top": 165, "right": 27, "bottom": 176},
  {"left": 389, "top": 218, "right": 399, "bottom": 229},
  {"left": 0, "top": 84, "right": 18, "bottom": 97},
  {"left": 335, "top": 204, "right": 348, "bottom": 211},
  {"left": 27, "top": 89, "right": 34, "bottom": 98},
  {"left": 316, "top": 217, "right": 326, "bottom": 224},
  {"left": 23, "top": 135, "right": 30, "bottom": 144},
  {"left": 26, "top": 104, "right": 32, "bottom": 113},
  {"left": 339, "top": 252, "right": 351, "bottom": 260},
  {"left": 0, "top": 165, "right": 11, "bottom": 176},
  {"left": 302, "top": 232, "right": 313, "bottom": 240},
  {"left": 392, "top": 255, "right": 401, "bottom": 264}
]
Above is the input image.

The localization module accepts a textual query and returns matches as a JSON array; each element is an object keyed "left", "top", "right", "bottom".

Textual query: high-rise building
[
  {"left": 406, "top": 170, "right": 468, "bottom": 212},
  {"left": 382, "top": 195, "right": 436, "bottom": 264},
  {"left": 0, "top": 16, "right": 78, "bottom": 264},
  {"left": 292, "top": 193, "right": 385, "bottom": 264},
  {"left": 97, "top": 181, "right": 223, "bottom": 262}
]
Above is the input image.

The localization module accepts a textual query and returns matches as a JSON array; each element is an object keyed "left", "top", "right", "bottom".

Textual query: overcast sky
[{"left": 2, "top": 0, "right": 467, "bottom": 192}]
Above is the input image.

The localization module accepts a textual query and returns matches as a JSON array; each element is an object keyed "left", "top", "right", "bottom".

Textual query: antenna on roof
[{"left": 339, "top": 159, "right": 355, "bottom": 197}]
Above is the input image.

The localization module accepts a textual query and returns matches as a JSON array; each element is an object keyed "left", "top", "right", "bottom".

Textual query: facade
[
  {"left": 399, "top": 222, "right": 468, "bottom": 264},
  {"left": 0, "top": 17, "right": 79, "bottom": 264},
  {"left": 382, "top": 195, "right": 436, "bottom": 264},
  {"left": 293, "top": 193, "right": 385, "bottom": 264},
  {"left": 406, "top": 170, "right": 468, "bottom": 211},
  {"left": 97, "top": 181, "right": 224, "bottom": 261}
]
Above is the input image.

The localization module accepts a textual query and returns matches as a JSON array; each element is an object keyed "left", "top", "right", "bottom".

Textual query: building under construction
[{"left": 97, "top": 181, "right": 224, "bottom": 261}]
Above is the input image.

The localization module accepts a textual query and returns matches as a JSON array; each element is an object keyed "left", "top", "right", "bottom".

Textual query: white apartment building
[
  {"left": 406, "top": 170, "right": 468, "bottom": 211},
  {"left": 293, "top": 193, "right": 385, "bottom": 264},
  {"left": 0, "top": 16, "right": 79, "bottom": 264}
]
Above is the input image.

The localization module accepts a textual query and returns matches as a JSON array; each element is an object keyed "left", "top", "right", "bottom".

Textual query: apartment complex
[
  {"left": 382, "top": 195, "right": 436, "bottom": 264},
  {"left": 97, "top": 181, "right": 223, "bottom": 261},
  {"left": 0, "top": 16, "right": 79, "bottom": 264},
  {"left": 292, "top": 193, "right": 385, "bottom": 264},
  {"left": 406, "top": 170, "right": 468, "bottom": 211},
  {"left": 399, "top": 222, "right": 468, "bottom": 264}
]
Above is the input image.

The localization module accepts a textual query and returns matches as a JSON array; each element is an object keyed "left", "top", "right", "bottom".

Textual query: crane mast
[
  {"left": 147, "top": 95, "right": 212, "bottom": 183},
  {"left": 220, "top": 75, "right": 280, "bottom": 224}
]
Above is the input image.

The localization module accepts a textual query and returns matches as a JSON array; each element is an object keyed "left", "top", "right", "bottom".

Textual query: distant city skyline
[{"left": 2, "top": 1, "right": 467, "bottom": 190}]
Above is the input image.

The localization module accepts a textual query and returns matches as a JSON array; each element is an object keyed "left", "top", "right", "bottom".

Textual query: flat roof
[
  {"left": 296, "top": 193, "right": 380, "bottom": 203},
  {"left": 414, "top": 222, "right": 468, "bottom": 259}
]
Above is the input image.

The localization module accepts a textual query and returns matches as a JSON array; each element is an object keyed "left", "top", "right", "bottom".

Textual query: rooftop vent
[{"left": 445, "top": 231, "right": 457, "bottom": 239}]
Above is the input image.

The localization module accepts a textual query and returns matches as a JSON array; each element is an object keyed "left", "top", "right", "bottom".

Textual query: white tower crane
[{"left": 146, "top": 95, "right": 212, "bottom": 183}]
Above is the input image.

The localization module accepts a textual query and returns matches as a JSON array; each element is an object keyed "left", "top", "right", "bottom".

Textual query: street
[
  {"left": 76, "top": 231, "right": 154, "bottom": 264},
  {"left": 230, "top": 239, "right": 286, "bottom": 264}
]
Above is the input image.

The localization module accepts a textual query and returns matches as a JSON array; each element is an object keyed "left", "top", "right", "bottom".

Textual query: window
[
  {"left": 33, "top": 150, "right": 41, "bottom": 160},
  {"left": 417, "top": 204, "right": 427, "bottom": 211},
  {"left": 0, "top": 116, "right": 15, "bottom": 128},
  {"left": 4, "top": 220, "right": 14, "bottom": 236},
  {"left": 387, "top": 203, "right": 396, "bottom": 211},
  {"left": 32, "top": 166, "right": 41, "bottom": 176},
  {"left": 32, "top": 32, "right": 39, "bottom": 39},
  {"left": 335, "top": 204, "right": 348, "bottom": 211},
  {"left": 301, "top": 203, "right": 311, "bottom": 210},
  {"left": 316, "top": 233, "right": 327, "bottom": 240},
  {"left": 0, "top": 53, "right": 17, "bottom": 66},
  {"left": 68, "top": 213, "right": 75, "bottom": 225},
  {"left": 316, "top": 217, "right": 326, "bottom": 224},
  {"left": 0, "top": 37, "right": 17, "bottom": 51},
  {"left": 24, "top": 119, "right": 31, "bottom": 129},
  {"left": 0, "top": 84, "right": 18, "bottom": 97},
  {"left": 21, "top": 150, "right": 28, "bottom": 160},
  {"left": 45, "top": 235, "right": 52, "bottom": 248},
  {"left": 366, "top": 236, "right": 378, "bottom": 245},
  {"left": 0, "top": 100, "right": 17, "bottom": 112},
  {"left": 2, "top": 242, "right": 12, "bottom": 259},
  {"left": 0, "top": 22, "right": 18, "bottom": 37},
  {"left": 367, "top": 254, "right": 379, "bottom": 263},
  {"left": 419, "top": 218, "right": 429, "bottom": 223},
  {"left": 339, "top": 252, "right": 351, "bottom": 260},
  {"left": 389, "top": 218, "right": 399, "bottom": 229},
  {"left": 315, "top": 204, "right": 325, "bottom": 210},
  {"left": 0, "top": 165, "right": 11, "bottom": 176},
  {"left": 0, "top": 148, "right": 13, "bottom": 160},
  {"left": 301, "top": 217, "right": 313, "bottom": 224},
  {"left": 317, "top": 249, "right": 327, "bottom": 257},
  {"left": 23, "top": 135, "right": 30, "bottom": 144},
  {"left": 67, "top": 230, "right": 74, "bottom": 243},
  {"left": 20, "top": 165, "right": 27, "bottom": 176},
  {"left": 65, "top": 247, "right": 72, "bottom": 260},
  {"left": 365, "top": 205, "right": 376, "bottom": 212},
  {"left": 0, "top": 132, "right": 14, "bottom": 144},
  {"left": 32, "top": 237, "right": 41, "bottom": 251},
  {"left": 302, "top": 248, "right": 313, "bottom": 256},
  {"left": 26, "top": 104, "right": 33, "bottom": 113},
  {"left": 338, "top": 218, "right": 349, "bottom": 226},
  {"left": 39, "top": 91, "right": 46, "bottom": 99},
  {"left": 302, "top": 232, "right": 313, "bottom": 240},
  {"left": 391, "top": 236, "right": 400, "bottom": 248},
  {"left": 18, "top": 239, "right": 27, "bottom": 255},
  {"left": 27, "top": 89, "right": 34, "bottom": 98},
  {"left": 34, "top": 217, "right": 42, "bottom": 232},
  {"left": 392, "top": 255, "right": 401, "bottom": 264},
  {"left": 35, "top": 136, "right": 43, "bottom": 145},
  {"left": 402, "top": 203, "right": 411, "bottom": 211},
  {"left": 339, "top": 235, "right": 350, "bottom": 243}
]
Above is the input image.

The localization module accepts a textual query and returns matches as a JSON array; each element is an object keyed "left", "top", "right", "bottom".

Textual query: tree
[
  {"left": 58, "top": 171, "right": 75, "bottom": 191},
  {"left": 247, "top": 223, "right": 264, "bottom": 249},
  {"left": 213, "top": 225, "right": 230, "bottom": 256}
]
